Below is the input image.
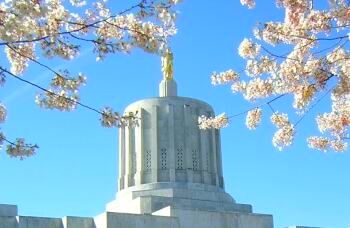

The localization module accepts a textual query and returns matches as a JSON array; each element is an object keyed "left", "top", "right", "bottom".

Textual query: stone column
[
  {"left": 200, "top": 125, "right": 211, "bottom": 185},
  {"left": 134, "top": 108, "right": 144, "bottom": 185},
  {"left": 216, "top": 130, "right": 224, "bottom": 188},
  {"left": 124, "top": 125, "right": 133, "bottom": 187},
  {"left": 211, "top": 129, "right": 220, "bottom": 187},
  {"left": 118, "top": 126, "right": 125, "bottom": 190},
  {"left": 151, "top": 105, "right": 159, "bottom": 182},
  {"left": 184, "top": 105, "right": 193, "bottom": 183},
  {"left": 167, "top": 104, "right": 176, "bottom": 182}
]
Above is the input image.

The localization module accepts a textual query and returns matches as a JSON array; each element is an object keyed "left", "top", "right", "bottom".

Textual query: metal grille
[
  {"left": 145, "top": 150, "right": 151, "bottom": 170},
  {"left": 176, "top": 147, "right": 184, "bottom": 170},
  {"left": 161, "top": 148, "right": 167, "bottom": 170}
]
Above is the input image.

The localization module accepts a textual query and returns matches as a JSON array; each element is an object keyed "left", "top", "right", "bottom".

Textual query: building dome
[
  {"left": 118, "top": 95, "right": 224, "bottom": 190},
  {"left": 106, "top": 78, "right": 255, "bottom": 214}
]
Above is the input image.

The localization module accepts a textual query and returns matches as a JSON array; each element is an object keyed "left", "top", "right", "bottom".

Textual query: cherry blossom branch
[
  {"left": 6, "top": 44, "right": 71, "bottom": 81},
  {"left": 2, "top": 137, "right": 16, "bottom": 146},
  {"left": 104, "top": 20, "right": 165, "bottom": 43},
  {"left": 236, "top": 0, "right": 350, "bottom": 152},
  {"left": 307, "top": 35, "right": 349, "bottom": 41},
  {"left": 270, "top": 28, "right": 349, "bottom": 42},
  {"left": 261, "top": 43, "right": 350, "bottom": 74},
  {"left": 68, "top": 33, "right": 114, "bottom": 47},
  {"left": 227, "top": 94, "right": 285, "bottom": 119},
  {"left": 329, "top": 24, "right": 350, "bottom": 29},
  {"left": 0, "top": 1, "right": 147, "bottom": 46},
  {"left": 67, "top": 21, "right": 166, "bottom": 46},
  {"left": 1, "top": 135, "right": 36, "bottom": 149},
  {"left": 0, "top": 133, "right": 38, "bottom": 159},
  {"left": 294, "top": 87, "right": 333, "bottom": 128},
  {"left": 0, "top": 66, "right": 135, "bottom": 124},
  {"left": 261, "top": 45, "right": 307, "bottom": 62},
  {"left": 313, "top": 37, "right": 348, "bottom": 55}
]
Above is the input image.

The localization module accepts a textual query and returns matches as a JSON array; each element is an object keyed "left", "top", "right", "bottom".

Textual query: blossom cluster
[
  {"left": 6, "top": 138, "right": 38, "bottom": 160},
  {"left": 100, "top": 108, "right": 139, "bottom": 128},
  {"left": 245, "top": 56, "right": 277, "bottom": 77},
  {"left": 211, "top": 70, "right": 239, "bottom": 85},
  {"left": 0, "top": 104, "right": 6, "bottom": 123},
  {"left": 309, "top": 91, "right": 350, "bottom": 151},
  {"left": 0, "top": 105, "right": 34, "bottom": 159},
  {"left": 238, "top": 38, "right": 260, "bottom": 59},
  {"left": 307, "top": 136, "right": 348, "bottom": 152},
  {"left": 36, "top": 72, "right": 86, "bottom": 111},
  {"left": 245, "top": 108, "right": 262, "bottom": 130},
  {"left": 198, "top": 113, "right": 229, "bottom": 130},
  {"left": 35, "top": 89, "right": 79, "bottom": 111},
  {"left": 271, "top": 113, "right": 294, "bottom": 150},
  {"left": 100, "top": 107, "right": 122, "bottom": 128},
  {"left": 205, "top": 0, "right": 350, "bottom": 152},
  {"left": 293, "top": 85, "right": 316, "bottom": 110},
  {"left": 240, "top": 0, "right": 255, "bottom": 9},
  {"left": 235, "top": 78, "right": 273, "bottom": 101},
  {"left": 316, "top": 112, "right": 350, "bottom": 136}
]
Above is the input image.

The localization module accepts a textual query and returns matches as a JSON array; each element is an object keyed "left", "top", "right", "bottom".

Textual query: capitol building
[{"left": 0, "top": 55, "right": 319, "bottom": 228}]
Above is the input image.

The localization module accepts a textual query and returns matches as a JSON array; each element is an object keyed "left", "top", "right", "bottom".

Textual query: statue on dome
[{"left": 161, "top": 49, "right": 174, "bottom": 80}]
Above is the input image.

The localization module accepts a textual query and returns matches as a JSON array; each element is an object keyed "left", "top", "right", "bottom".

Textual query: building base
[
  {"left": 0, "top": 203, "right": 272, "bottom": 228},
  {"left": 105, "top": 183, "right": 273, "bottom": 228}
]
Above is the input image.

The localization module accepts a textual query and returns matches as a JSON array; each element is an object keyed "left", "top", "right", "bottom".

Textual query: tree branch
[
  {"left": 0, "top": 66, "right": 136, "bottom": 123},
  {"left": 0, "top": 1, "right": 147, "bottom": 46},
  {"left": 6, "top": 44, "right": 71, "bottom": 81}
]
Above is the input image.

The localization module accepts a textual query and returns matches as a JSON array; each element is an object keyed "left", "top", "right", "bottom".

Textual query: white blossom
[
  {"left": 240, "top": 0, "right": 255, "bottom": 9},
  {"left": 238, "top": 38, "right": 261, "bottom": 59},
  {"left": 198, "top": 113, "right": 229, "bottom": 130},
  {"left": 246, "top": 108, "right": 262, "bottom": 130},
  {"left": 272, "top": 124, "right": 295, "bottom": 150},
  {"left": 271, "top": 112, "right": 290, "bottom": 128},
  {"left": 307, "top": 136, "right": 330, "bottom": 152},
  {"left": 100, "top": 107, "right": 121, "bottom": 128},
  {"left": 69, "top": 0, "right": 87, "bottom": 7},
  {"left": 211, "top": 70, "right": 239, "bottom": 85},
  {"left": 6, "top": 138, "right": 38, "bottom": 160},
  {"left": 0, "top": 104, "right": 6, "bottom": 123}
]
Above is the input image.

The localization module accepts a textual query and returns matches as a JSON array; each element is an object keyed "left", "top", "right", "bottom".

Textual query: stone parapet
[
  {"left": 152, "top": 206, "right": 274, "bottom": 228},
  {"left": 0, "top": 204, "right": 272, "bottom": 228},
  {"left": 0, "top": 205, "right": 180, "bottom": 228},
  {"left": 0, "top": 204, "right": 17, "bottom": 217}
]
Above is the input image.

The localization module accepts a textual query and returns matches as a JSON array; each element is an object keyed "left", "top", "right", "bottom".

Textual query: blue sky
[{"left": 0, "top": 1, "right": 349, "bottom": 228}]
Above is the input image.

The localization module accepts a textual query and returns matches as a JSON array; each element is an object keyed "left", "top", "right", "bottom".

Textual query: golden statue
[{"left": 161, "top": 49, "right": 174, "bottom": 80}]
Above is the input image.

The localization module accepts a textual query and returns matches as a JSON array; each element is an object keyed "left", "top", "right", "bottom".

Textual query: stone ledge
[
  {"left": 152, "top": 206, "right": 274, "bottom": 228},
  {"left": 0, "top": 204, "right": 17, "bottom": 216}
]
